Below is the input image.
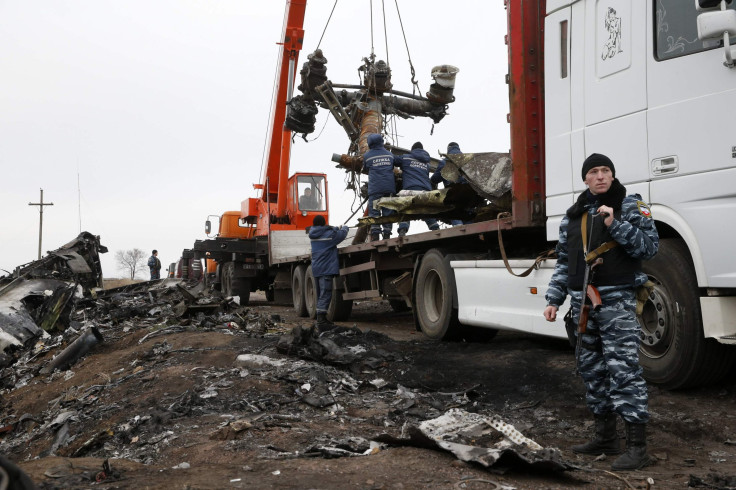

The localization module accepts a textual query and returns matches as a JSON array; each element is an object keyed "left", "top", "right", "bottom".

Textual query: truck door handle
[{"left": 651, "top": 156, "right": 679, "bottom": 175}]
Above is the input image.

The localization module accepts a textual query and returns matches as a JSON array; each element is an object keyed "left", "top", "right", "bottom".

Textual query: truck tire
[
  {"left": 221, "top": 262, "right": 234, "bottom": 297},
  {"left": 638, "top": 238, "right": 734, "bottom": 389},
  {"left": 221, "top": 262, "right": 251, "bottom": 306},
  {"left": 304, "top": 265, "right": 317, "bottom": 319},
  {"left": 292, "top": 265, "right": 308, "bottom": 317},
  {"left": 327, "top": 277, "right": 353, "bottom": 322},
  {"left": 415, "top": 249, "right": 458, "bottom": 340}
]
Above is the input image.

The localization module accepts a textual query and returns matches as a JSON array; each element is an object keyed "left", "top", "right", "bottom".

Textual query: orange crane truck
[
  {"left": 182, "top": 0, "right": 455, "bottom": 309},
  {"left": 182, "top": 1, "right": 329, "bottom": 305}
]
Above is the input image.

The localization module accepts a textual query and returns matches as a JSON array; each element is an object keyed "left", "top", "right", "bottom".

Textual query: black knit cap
[
  {"left": 312, "top": 215, "right": 326, "bottom": 227},
  {"left": 411, "top": 141, "right": 423, "bottom": 150},
  {"left": 447, "top": 142, "right": 459, "bottom": 151},
  {"left": 581, "top": 153, "right": 615, "bottom": 180}
]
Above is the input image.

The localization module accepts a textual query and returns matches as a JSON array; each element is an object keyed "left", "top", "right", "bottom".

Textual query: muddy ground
[{"left": 3, "top": 288, "right": 736, "bottom": 490}]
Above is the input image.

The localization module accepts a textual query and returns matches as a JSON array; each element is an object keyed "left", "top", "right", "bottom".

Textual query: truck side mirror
[
  {"left": 697, "top": 10, "right": 736, "bottom": 38},
  {"left": 205, "top": 220, "right": 211, "bottom": 235},
  {"left": 696, "top": 3, "right": 736, "bottom": 67},
  {"left": 697, "top": 0, "right": 732, "bottom": 10}
]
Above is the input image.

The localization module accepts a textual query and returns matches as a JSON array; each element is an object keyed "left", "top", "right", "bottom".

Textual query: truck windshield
[
  {"left": 297, "top": 175, "right": 326, "bottom": 211},
  {"left": 655, "top": 0, "right": 736, "bottom": 61}
]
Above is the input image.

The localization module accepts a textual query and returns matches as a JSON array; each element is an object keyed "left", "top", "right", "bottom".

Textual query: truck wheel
[
  {"left": 221, "top": 262, "right": 234, "bottom": 297},
  {"left": 304, "top": 265, "right": 317, "bottom": 319},
  {"left": 292, "top": 265, "right": 308, "bottom": 317},
  {"left": 639, "top": 238, "right": 734, "bottom": 389},
  {"left": 233, "top": 279, "right": 251, "bottom": 306},
  {"left": 327, "top": 277, "right": 353, "bottom": 322},
  {"left": 221, "top": 262, "right": 250, "bottom": 305},
  {"left": 415, "top": 249, "right": 458, "bottom": 340}
]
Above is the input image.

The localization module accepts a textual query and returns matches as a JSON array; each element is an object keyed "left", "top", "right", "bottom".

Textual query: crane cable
[
  {"left": 394, "top": 0, "right": 420, "bottom": 96},
  {"left": 369, "top": 0, "right": 375, "bottom": 58},
  {"left": 382, "top": 0, "right": 390, "bottom": 67},
  {"left": 316, "top": 0, "right": 338, "bottom": 50}
]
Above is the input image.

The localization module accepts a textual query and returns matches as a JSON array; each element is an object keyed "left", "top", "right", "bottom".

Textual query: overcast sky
[{"left": 0, "top": 1, "right": 509, "bottom": 279}]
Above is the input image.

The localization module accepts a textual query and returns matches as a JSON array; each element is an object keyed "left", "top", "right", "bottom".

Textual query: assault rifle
[
  {"left": 574, "top": 258, "right": 603, "bottom": 373},
  {"left": 574, "top": 210, "right": 609, "bottom": 372}
]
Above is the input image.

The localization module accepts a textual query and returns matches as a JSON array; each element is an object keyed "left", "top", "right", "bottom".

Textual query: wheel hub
[
  {"left": 638, "top": 282, "right": 672, "bottom": 357},
  {"left": 423, "top": 269, "right": 443, "bottom": 324}
]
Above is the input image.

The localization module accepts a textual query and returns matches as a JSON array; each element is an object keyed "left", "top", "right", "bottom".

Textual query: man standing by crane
[{"left": 308, "top": 215, "right": 349, "bottom": 331}]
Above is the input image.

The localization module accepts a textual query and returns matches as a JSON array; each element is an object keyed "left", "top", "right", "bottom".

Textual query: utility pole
[{"left": 29, "top": 188, "right": 54, "bottom": 259}]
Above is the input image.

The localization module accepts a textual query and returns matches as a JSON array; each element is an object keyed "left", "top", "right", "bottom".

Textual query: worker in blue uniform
[
  {"left": 308, "top": 215, "right": 349, "bottom": 331},
  {"left": 394, "top": 142, "right": 440, "bottom": 236}
]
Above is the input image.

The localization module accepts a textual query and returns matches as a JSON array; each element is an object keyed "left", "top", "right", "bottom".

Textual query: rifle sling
[{"left": 581, "top": 211, "right": 618, "bottom": 264}]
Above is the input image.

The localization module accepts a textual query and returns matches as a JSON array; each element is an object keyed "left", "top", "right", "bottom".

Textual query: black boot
[
  {"left": 315, "top": 312, "right": 335, "bottom": 333},
  {"left": 370, "top": 233, "right": 380, "bottom": 242},
  {"left": 382, "top": 232, "right": 391, "bottom": 240},
  {"left": 611, "top": 422, "right": 650, "bottom": 470},
  {"left": 572, "top": 413, "right": 622, "bottom": 455}
]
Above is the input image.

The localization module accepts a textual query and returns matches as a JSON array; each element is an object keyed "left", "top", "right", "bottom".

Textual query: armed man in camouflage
[{"left": 543, "top": 153, "right": 659, "bottom": 471}]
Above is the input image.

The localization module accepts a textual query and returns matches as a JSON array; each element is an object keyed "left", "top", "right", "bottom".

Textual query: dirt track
[{"left": 3, "top": 291, "right": 736, "bottom": 489}]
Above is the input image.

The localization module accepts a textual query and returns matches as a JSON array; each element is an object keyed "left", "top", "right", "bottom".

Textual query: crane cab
[
  {"left": 241, "top": 172, "right": 329, "bottom": 234},
  {"left": 290, "top": 173, "right": 328, "bottom": 229}
]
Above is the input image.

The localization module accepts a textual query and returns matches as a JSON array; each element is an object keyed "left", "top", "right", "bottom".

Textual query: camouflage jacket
[{"left": 545, "top": 192, "right": 659, "bottom": 308}]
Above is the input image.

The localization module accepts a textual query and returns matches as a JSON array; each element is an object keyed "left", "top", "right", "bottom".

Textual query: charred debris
[{"left": 1, "top": 233, "right": 572, "bottom": 485}]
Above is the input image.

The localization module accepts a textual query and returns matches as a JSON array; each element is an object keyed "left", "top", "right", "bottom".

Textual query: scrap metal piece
[
  {"left": 0, "top": 231, "right": 107, "bottom": 292},
  {"left": 374, "top": 408, "right": 571, "bottom": 473},
  {"left": 35, "top": 284, "right": 78, "bottom": 331},
  {"left": 0, "top": 278, "right": 65, "bottom": 351},
  {"left": 316, "top": 80, "right": 360, "bottom": 143},
  {"left": 373, "top": 189, "right": 452, "bottom": 216},
  {"left": 0, "top": 232, "right": 106, "bottom": 359},
  {"left": 40, "top": 327, "right": 104, "bottom": 375},
  {"left": 442, "top": 152, "right": 512, "bottom": 199}
]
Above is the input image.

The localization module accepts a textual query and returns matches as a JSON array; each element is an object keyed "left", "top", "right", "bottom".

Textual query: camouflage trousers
[{"left": 571, "top": 288, "right": 649, "bottom": 424}]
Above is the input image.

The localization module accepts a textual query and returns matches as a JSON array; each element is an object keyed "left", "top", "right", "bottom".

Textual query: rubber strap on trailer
[{"left": 496, "top": 212, "right": 556, "bottom": 277}]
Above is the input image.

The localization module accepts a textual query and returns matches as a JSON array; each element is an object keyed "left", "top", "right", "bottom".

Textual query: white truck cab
[{"left": 453, "top": 0, "right": 736, "bottom": 389}]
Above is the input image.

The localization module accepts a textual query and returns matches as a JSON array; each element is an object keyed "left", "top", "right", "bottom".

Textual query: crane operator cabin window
[{"left": 297, "top": 176, "right": 326, "bottom": 212}]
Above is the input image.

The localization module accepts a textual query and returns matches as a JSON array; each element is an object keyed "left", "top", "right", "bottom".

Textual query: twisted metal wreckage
[
  {"left": 0, "top": 232, "right": 107, "bottom": 363},
  {"left": 284, "top": 49, "right": 513, "bottom": 232}
]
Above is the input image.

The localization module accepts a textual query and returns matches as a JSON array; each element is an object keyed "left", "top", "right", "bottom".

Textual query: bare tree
[{"left": 115, "top": 248, "right": 147, "bottom": 279}]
